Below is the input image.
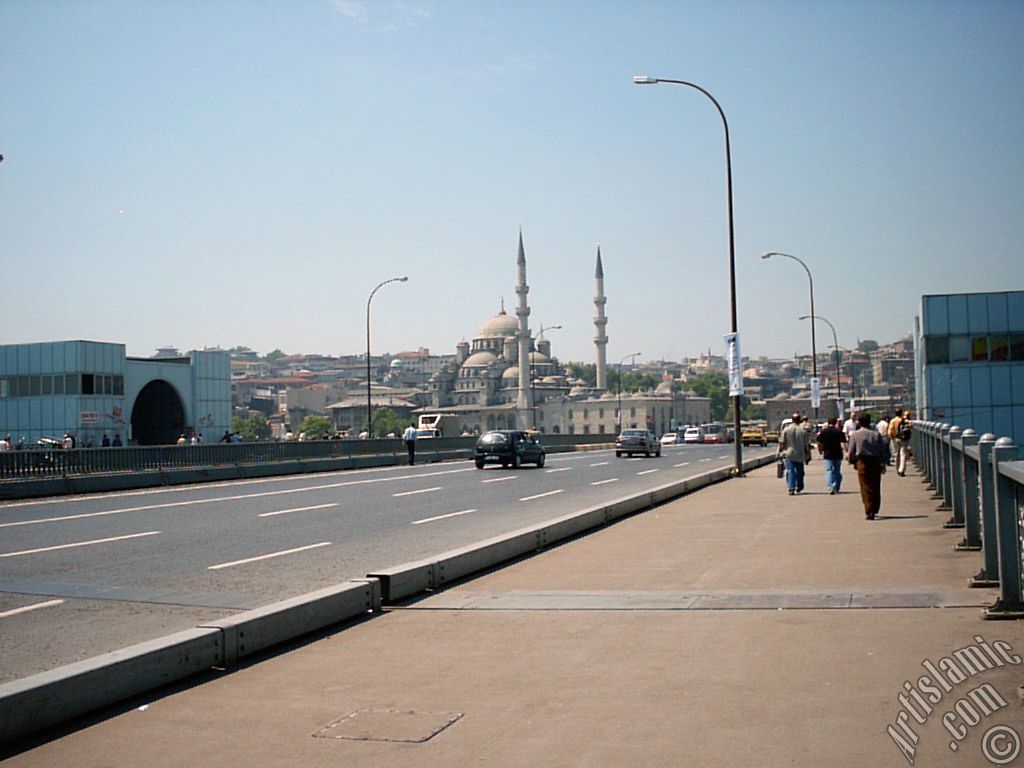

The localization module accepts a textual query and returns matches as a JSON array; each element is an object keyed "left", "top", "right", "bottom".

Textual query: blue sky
[{"left": 3, "top": 1, "right": 1022, "bottom": 364}]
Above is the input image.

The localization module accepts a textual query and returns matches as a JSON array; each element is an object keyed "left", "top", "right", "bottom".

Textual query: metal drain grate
[{"left": 313, "top": 709, "right": 463, "bottom": 743}]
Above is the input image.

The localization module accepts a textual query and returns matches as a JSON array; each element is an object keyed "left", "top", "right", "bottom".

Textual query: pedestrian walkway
[{"left": 5, "top": 461, "right": 1023, "bottom": 767}]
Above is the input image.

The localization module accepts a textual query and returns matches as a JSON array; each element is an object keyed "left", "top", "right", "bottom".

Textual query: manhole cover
[{"left": 314, "top": 709, "right": 463, "bottom": 743}]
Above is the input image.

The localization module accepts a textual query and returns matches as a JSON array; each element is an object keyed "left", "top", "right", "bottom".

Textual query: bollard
[
  {"left": 955, "top": 429, "right": 981, "bottom": 549},
  {"left": 928, "top": 421, "right": 943, "bottom": 493},
  {"left": 923, "top": 421, "right": 937, "bottom": 487},
  {"left": 932, "top": 423, "right": 951, "bottom": 504},
  {"left": 971, "top": 435, "right": 1001, "bottom": 587},
  {"left": 984, "top": 438, "right": 1024, "bottom": 619},
  {"left": 941, "top": 423, "right": 956, "bottom": 510},
  {"left": 943, "top": 426, "right": 965, "bottom": 528}
]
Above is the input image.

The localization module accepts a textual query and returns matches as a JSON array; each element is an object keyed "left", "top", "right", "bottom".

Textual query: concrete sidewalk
[{"left": 5, "top": 460, "right": 1023, "bottom": 767}]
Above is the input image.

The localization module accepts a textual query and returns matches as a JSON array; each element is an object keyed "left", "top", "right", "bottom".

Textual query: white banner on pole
[
  {"left": 725, "top": 333, "right": 743, "bottom": 397},
  {"left": 810, "top": 377, "right": 821, "bottom": 408},
  {"left": 837, "top": 399, "right": 845, "bottom": 421}
]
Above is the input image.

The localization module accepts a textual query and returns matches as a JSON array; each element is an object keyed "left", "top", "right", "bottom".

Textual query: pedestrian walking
[
  {"left": 847, "top": 412, "right": 891, "bottom": 520},
  {"left": 887, "top": 408, "right": 912, "bottom": 477},
  {"left": 402, "top": 422, "right": 417, "bottom": 466},
  {"left": 842, "top": 412, "right": 857, "bottom": 443},
  {"left": 779, "top": 413, "right": 813, "bottom": 495},
  {"left": 101, "top": 433, "right": 110, "bottom": 447},
  {"left": 876, "top": 413, "right": 891, "bottom": 464},
  {"left": 112, "top": 433, "right": 123, "bottom": 447},
  {"left": 816, "top": 417, "right": 847, "bottom": 494},
  {"left": 0, "top": 435, "right": 11, "bottom": 452}
]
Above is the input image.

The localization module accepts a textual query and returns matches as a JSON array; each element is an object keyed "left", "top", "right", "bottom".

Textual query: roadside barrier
[{"left": 913, "top": 421, "right": 1024, "bottom": 619}]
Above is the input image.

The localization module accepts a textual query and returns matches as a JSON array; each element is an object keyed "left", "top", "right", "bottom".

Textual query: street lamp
[
  {"left": 366, "top": 276, "right": 408, "bottom": 438},
  {"left": 763, "top": 251, "right": 817, "bottom": 422},
  {"left": 531, "top": 323, "right": 562, "bottom": 430},
  {"left": 617, "top": 352, "right": 641, "bottom": 434},
  {"left": 634, "top": 76, "right": 742, "bottom": 475},
  {"left": 799, "top": 313, "right": 842, "bottom": 411}
]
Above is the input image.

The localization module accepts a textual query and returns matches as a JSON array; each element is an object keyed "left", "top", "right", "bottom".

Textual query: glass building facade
[
  {"left": 0, "top": 340, "right": 230, "bottom": 446},
  {"left": 915, "top": 291, "right": 1024, "bottom": 443}
]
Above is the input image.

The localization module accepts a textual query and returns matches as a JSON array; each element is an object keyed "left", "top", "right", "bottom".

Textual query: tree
[
  {"left": 857, "top": 339, "right": 879, "bottom": 353},
  {"left": 372, "top": 407, "right": 408, "bottom": 437},
  {"left": 231, "top": 413, "right": 271, "bottom": 441},
  {"left": 297, "top": 414, "right": 334, "bottom": 438},
  {"left": 565, "top": 362, "right": 596, "bottom": 386},
  {"left": 686, "top": 371, "right": 730, "bottom": 421},
  {"left": 264, "top": 349, "right": 286, "bottom": 362}
]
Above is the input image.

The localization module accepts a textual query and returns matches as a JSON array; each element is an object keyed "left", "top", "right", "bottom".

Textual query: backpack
[{"left": 896, "top": 418, "right": 911, "bottom": 441}]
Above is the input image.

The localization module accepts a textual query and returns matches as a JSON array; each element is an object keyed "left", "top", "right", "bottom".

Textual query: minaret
[
  {"left": 515, "top": 230, "right": 532, "bottom": 412},
  {"left": 594, "top": 243, "right": 609, "bottom": 392}
]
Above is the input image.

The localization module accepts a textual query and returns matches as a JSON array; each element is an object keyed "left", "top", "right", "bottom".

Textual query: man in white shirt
[
  {"left": 875, "top": 414, "right": 891, "bottom": 464},
  {"left": 842, "top": 413, "right": 857, "bottom": 443},
  {"left": 402, "top": 423, "right": 418, "bottom": 465},
  {"left": 0, "top": 435, "right": 11, "bottom": 452}
]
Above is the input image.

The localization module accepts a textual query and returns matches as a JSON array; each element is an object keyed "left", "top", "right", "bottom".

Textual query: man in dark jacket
[
  {"left": 816, "top": 417, "right": 847, "bottom": 495},
  {"left": 847, "top": 413, "right": 891, "bottom": 520}
]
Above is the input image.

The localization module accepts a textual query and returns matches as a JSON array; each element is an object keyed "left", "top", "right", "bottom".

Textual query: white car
[
  {"left": 683, "top": 426, "right": 705, "bottom": 444},
  {"left": 660, "top": 433, "right": 680, "bottom": 446}
]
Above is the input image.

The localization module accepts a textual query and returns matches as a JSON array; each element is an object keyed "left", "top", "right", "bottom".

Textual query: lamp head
[
  {"left": 633, "top": 76, "right": 658, "bottom": 85},
  {"left": 761, "top": 252, "right": 774, "bottom": 260},
  {"left": 399, "top": 276, "right": 409, "bottom": 282}
]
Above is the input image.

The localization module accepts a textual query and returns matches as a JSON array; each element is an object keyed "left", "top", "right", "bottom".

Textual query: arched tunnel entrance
[{"left": 130, "top": 380, "right": 186, "bottom": 445}]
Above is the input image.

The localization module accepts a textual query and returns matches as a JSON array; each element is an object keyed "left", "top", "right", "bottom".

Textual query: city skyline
[{"left": 3, "top": 2, "right": 1021, "bottom": 362}]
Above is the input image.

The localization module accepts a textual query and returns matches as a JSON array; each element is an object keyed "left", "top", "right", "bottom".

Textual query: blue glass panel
[
  {"left": 967, "top": 294, "right": 989, "bottom": 333},
  {"left": 991, "top": 407, "right": 1013, "bottom": 441},
  {"left": 988, "top": 294, "right": 1009, "bottom": 333},
  {"left": 1013, "top": 406, "right": 1024, "bottom": 445},
  {"left": 991, "top": 365, "right": 1012, "bottom": 405},
  {"left": 971, "top": 366, "right": 992, "bottom": 407},
  {"left": 1007, "top": 292, "right": 1024, "bottom": 331},
  {"left": 947, "top": 294, "right": 968, "bottom": 334},
  {"left": 927, "top": 367, "right": 951, "bottom": 411},
  {"left": 972, "top": 409, "right": 993, "bottom": 436},
  {"left": 924, "top": 296, "right": 948, "bottom": 334},
  {"left": 951, "top": 366, "right": 972, "bottom": 404},
  {"left": 1011, "top": 364, "right": 1024, "bottom": 403}
]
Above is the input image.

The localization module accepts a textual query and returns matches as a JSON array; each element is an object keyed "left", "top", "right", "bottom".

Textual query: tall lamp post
[
  {"left": 799, "top": 313, "right": 842, "bottom": 411},
  {"left": 634, "top": 76, "right": 742, "bottom": 475},
  {"left": 366, "top": 276, "right": 408, "bottom": 437},
  {"left": 531, "top": 323, "right": 562, "bottom": 430},
  {"left": 762, "top": 251, "right": 817, "bottom": 422},
  {"left": 617, "top": 352, "right": 641, "bottom": 434}
]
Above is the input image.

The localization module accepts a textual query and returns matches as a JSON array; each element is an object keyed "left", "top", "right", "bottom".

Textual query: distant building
[
  {"left": 0, "top": 341, "right": 230, "bottom": 446},
  {"left": 915, "top": 291, "right": 1024, "bottom": 442}
]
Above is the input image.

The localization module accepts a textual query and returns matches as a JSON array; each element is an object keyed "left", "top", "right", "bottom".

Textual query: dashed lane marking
[
  {"left": 392, "top": 487, "right": 442, "bottom": 498},
  {"left": 208, "top": 542, "right": 332, "bottom": 570},
  {"left": 591, "top": 478, "right": 619, "bottom": 486},
  {"left": 519, "top": 489, "right": 564, "bottom": 502},
  {"left": 0, "top": 599, "right": 65, "bottom": 618},
  {"left": 412, "top": 509, "right": 478, "bottom": 525},
  {"left": 258, "top": 503, "right": 339, "bottom": 518},
  {"left": 0, "top": 531, "right": 161, "bottom": 559}
]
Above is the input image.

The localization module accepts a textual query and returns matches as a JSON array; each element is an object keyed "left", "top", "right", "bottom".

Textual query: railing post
[
  {"left": 984, "top": 438, "right": 1024, "bottom": 619},
  {"left": 955, "top": 429, "right": 981, "bottom": 550},
  {"left": 927, "top": 421, "right": 941, "bottom": 491},
  {"left": 932, "top": 423, "right": 950, "bottom": 503},
  {"left": 943, "top": 426, "right": 965, "bottom": 528},
  {"left": 971, "top": 434, "right": 1001, "bottom": 587}
]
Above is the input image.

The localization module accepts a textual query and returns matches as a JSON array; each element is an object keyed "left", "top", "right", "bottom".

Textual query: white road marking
[
  {"left": 591, "top": 478, "right": 619, "bottom": 486},
  {"left": 519, "top": 489, "right": 564, "bottom": 502},
  {"left": 0, "top": 599, "right": 65, "bottom": 618},
  {"left": 258, "top": 503, "right": 339, "bottom": 518},
  {"left": 392, "top": 487, "right": 441, "bottom": 498},
  {"left": 700, "top": 458, "right": 713, "bottom": 462},
  {"left": 545, "top": 467, "right": 571, "bottom": 474},
  {"left": 637, "top": 469, "right": 659, "bottom": 476},
  {"left": 0, "top": 467, "right": 475, "bottom": 529},
  {"left": 208, "top": 542, "right": 332, "bottom": 570},
  {"left": 481, "top": 475, "right": 517, "bottom": 484},
  {"left": 589, "top": 461, "right": 609, "bottom": 467},
  {"left": 675, "top": 462, "right": 691, "bottom": 467},
  {"left": 412, "top": 509, "right": 478, "bottom": 525},
  {"left": 0, "top": 531, "right": 161, "bottom": 559}
]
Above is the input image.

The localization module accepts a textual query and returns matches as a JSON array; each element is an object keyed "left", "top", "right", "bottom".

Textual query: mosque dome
[
  {"left": 463, "top": 351, "right": 498, "bottom": 368},
  {"left": 527, "top": 351, "right": 550, "bottom": 365},
  {"left": 476, "top": 308, "right": 519, "bottom": 340},
  {"left": 502, "top": 366, "right": 520, "bottom": 380},
  {"left": 655, "top": 380, "right": 673, "bottom": 394},
  {"left": 600, "top": 391, "right": 617, "bottom": 400}
]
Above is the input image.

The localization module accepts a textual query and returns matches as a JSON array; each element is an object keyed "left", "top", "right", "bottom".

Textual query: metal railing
[
  {"left": 913, "top": 420, "right": 1024, "bottom": 619},
  {"left": 0, "top": 433, "right": 614, "bottom": 481}
]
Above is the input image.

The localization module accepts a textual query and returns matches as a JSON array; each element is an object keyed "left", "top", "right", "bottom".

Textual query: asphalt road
[{"left": 0, "top": 443, "right": 770, "bottom": 683}]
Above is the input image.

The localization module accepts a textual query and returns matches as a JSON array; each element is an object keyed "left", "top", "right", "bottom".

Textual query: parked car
[
  {"left": 474, "top": 430, "right": 546, "bottom": 469},
  {"left": 741, "top": 426, "right": 768, "bottom": 446},
  {"left": 683, "top": 426, "right": 705, "bottom": 444},
  {"left": 660, "top": 433, "right": 681, "bottom": 446},
  {"left": 615, "top": 429, "right": 661, "bottom": 458}
]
